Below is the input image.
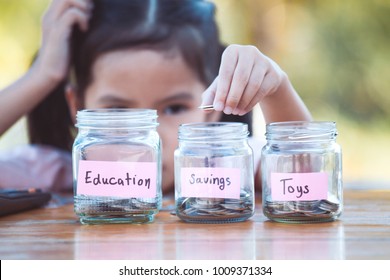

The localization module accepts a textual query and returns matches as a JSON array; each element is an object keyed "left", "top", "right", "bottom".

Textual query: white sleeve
[
  {"left": 248, "top": 136, "right": 266, "bottom": 173},
  {"left": 0, "top": 144, "right": 73, "bottom": 192}
]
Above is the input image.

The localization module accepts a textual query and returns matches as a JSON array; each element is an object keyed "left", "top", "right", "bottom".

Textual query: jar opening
[
  {"left": 265, "top": 121, "right": 337, "bottom": 142},
  {"left": 76, "top": 109, "right": 158, "bottom": 129},
  {"left": 178, "top": 122, "right": 249, "bottom": 141}
]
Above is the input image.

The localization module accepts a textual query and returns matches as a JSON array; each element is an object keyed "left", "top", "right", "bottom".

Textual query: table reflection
[
  {"left": 257, "top": 221, "right": 345, "bottom": 259},
  {"left": 174, "top": 221, "right": 256, "bottom": 259},
  {"left": 73, "top": 224, "right": 167, "bottom": 259}
]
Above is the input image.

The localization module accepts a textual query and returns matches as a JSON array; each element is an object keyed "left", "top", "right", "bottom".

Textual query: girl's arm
[
  {"left": 259, "top": 72, "right": 312, "bottom": 123},
  {"left": 0, "top": 67, "right": 58, "bottom": 136},
  {"left": 0, "top": 0, "right": 92, "bottom": 136}
]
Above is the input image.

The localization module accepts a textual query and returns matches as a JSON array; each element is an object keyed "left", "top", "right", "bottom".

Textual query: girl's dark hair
[
  {"left": 27, "top": 0, "right": 252, "bottom": 151},
  {"left": 27, "top": 81, "right": 73, "bottom": 151}
]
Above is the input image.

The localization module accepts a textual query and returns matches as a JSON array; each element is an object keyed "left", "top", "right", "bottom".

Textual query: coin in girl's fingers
[{"left": 198, "top": 105, "right": 215, "bottom": 111}]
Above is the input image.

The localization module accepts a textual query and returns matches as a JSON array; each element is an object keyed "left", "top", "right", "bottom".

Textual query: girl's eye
[{"left": 163, "top": 104, "right": 189, "bottom": 115}]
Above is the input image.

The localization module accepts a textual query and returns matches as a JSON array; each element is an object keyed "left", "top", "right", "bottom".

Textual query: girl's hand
[
  {"left": 32, "top": 0, "right": 93, "bottom": 86},
  {"left": 201, "top": 44, "right": 286, "bottom": 116}
]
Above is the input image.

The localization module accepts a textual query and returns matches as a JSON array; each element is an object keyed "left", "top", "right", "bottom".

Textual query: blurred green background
[{"left": 0, "top": 0, "right": 389, "bottom": 187}]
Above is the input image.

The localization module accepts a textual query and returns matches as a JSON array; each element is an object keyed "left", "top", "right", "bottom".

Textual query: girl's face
[{"left": 70, "top": 49, "right": 219, "bottom": 194}]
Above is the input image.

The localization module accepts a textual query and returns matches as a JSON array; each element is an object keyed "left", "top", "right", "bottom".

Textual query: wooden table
[{"left": 0, "top": 189, "right": 389, "bottom": 260}]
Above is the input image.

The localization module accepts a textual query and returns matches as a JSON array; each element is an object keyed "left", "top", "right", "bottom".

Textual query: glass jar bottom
[
  {"left": 263, "top": 212, "right": 340, "bottom": 224},
  {"left": 74, "top": 195, "right": 160, "bottom": 224},
  {"left": 176, "top": 212, "right": 254, "bottom": 224},
  {"left": 263, "top": 199, "right": 341, "bottom": 224},
  {"left": 78, "top": 213, "right": 156, "bottom": 224}
]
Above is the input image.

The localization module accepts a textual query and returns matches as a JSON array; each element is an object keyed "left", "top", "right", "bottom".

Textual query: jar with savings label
[
  {"left": 72, "top": 109, "right": 161, "bottom": 224},
  {"left": 174, "top": 122, "right": 255, "bottom": 223},
  {"left": 261, "top": 121, "right": 342, "bottom": 223}
]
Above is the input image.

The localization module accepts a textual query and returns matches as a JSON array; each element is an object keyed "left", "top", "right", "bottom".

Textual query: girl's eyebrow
[
  {"left": 96, "top": 92, "right": 195, "bottom": 106},
  {"left": 157, "top": 92, "right": 195, "bottom": 104},
  {"left": 96, "top": 95, "right": 136, "bottom": 106}
]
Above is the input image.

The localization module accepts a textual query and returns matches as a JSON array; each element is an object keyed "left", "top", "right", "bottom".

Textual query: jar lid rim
[
  {"left": 75, "top": 109, "right": 158, "bottom": 128},
  {"left": 178, "top": 122, "right": 249, "bottom": 141},
  {"left": 265, "top": 121, "right": 337, "bottom": 141},
  {"left": 267, "top": 121, "right": 336, "bottom": 127},
  {"left": 77, "top": 108, "right": 157, "bottom": 116}
]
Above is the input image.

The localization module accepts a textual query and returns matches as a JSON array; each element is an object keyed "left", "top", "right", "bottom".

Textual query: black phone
[{"left": 0, "top": 188, "right": 51, "bottom": 217}]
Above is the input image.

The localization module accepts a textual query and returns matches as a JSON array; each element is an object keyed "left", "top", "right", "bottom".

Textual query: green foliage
[
  {"left": 288, "top": 0, "right": 390, "bottom": 125},
  {"left": 0, "top": 0, "right": 48, "bottom": 85}
]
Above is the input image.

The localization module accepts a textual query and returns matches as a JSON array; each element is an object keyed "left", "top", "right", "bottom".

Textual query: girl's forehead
[
  {"left": 91, "top": 49, "right": 203, "bottom": 86},
  {"left": 84, "top": 48, "right": 206, "bottom": 107},
  {"left": 95, "top": 48, "right": 181, "bottom": 66}
]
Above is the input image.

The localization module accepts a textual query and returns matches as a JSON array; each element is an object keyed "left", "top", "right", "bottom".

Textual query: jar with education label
[
  {"left": 261, "top": 121, "right": 343, "bottom": 223},
  {"left": 174, "top": 122, "right": 255, "bottom": 223},
  {"left": 72, "top": 109, "right": 161, "bottom": 224}
]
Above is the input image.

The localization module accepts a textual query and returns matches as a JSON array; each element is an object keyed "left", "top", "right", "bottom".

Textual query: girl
[{"left": 0, "top": 0, "right": 312, "bottom": 194}]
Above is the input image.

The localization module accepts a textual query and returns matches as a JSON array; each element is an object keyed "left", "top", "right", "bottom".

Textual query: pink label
[
  {"left": 180, "top": 167, "right": 240, "bottom": 199},
  {"left": 271, "top": 172, "right": 328, "bottom": 201},
  {"left": 77, "top": 160, "right": 157, "bottom": 198}
]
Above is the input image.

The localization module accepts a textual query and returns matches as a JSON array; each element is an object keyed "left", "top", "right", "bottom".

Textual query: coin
[
  {"left": 198, "top": 105, "right": 215, "bottom": 111},
  {"left": 264, "top": 199, "right": 340, "bottom": 219}
]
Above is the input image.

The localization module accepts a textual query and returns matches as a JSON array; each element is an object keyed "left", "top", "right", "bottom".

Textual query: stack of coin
[
  {"left": 264, "top": 199, "right": 340, "bottom": 220},
  {"left": 75, "top": 195, "right": 158, "bottom": 214},
  {"left": 176, "top": 191, "right": 253, "bottom": 219}
]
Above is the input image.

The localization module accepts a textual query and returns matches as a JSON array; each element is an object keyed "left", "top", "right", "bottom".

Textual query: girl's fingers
[
  {"left": 42, "top": 0, "right": 63, "bottom": 26},
  {"left": 213, "top": 45, "right": 238, "bottom": 112},
  {"left": 233, "top": 60, "right": 265, "bottom": 115},
  {"left": 45, "top": 0, "right": 92, "bottom": 22},
  {"left": 42, "top": 0, "right": 92, "bottom": 38},
  {"left": 201, "top": 77, "right": 217, "bottom": 107},
  {"left": 60, "top": 6, "right": 91, "bottom": 32},
  {"left": 241, "top": 70, "right": 281, "bottom": 115},
  {"left": 224, "top": 49, "right": 254, "bottom": 115},
  {"left": 46, "top": 6, "right": 90, "bottom": 44}
]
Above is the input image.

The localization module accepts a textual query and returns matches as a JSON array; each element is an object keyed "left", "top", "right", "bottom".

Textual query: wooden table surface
[{"left": 0, "top": 189, "right": 389, "bottom": 260}]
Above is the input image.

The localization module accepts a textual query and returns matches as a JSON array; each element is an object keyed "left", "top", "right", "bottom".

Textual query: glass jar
[
  {"left": 261, "top": 121, "right": 342, "bottom": 223},
  {"left": 174, "top": 122, "right": 255, "bottom": 223},
  {"left": 72, "top": 109, "right": 161, "bottom": 224}
]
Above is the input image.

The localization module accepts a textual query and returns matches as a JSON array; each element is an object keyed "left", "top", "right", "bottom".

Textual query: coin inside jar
[
  {"left": 263, "top": 199, "right": 340, "bottom": 222},
  {"left": 176, "top": 190, "right": 254, "bottom": 221}
]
